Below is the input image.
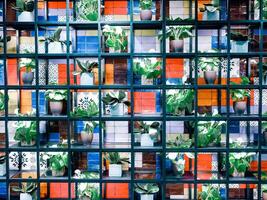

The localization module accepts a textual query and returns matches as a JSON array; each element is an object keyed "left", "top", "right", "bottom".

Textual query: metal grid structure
[{"left": 0, "top": 0, "right": 267, "bottom": 199}]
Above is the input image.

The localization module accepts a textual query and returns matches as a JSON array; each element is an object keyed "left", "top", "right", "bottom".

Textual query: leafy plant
[
  {"left": 12, "top": 176, "right": 37, "bottom": 194},
  {"left": 167, "top": 16, "right": 193, "bottom": 21},
  {"left": 43, "top": 152, "right": 68, "bottom": 172},
  {"left": 83, "top": 121, "right": 98, "bottom": 133},
  {"left": 0, "top": 155, "right": 5, "bottom": 164},
  {"left": 139, "top": 0, "right": 153, "bottom": 10},
  {"left": 102, "top": 91, "right": 130, "bottom": 107},
  {"left": 102, "top": 25, "right": 128, "bottom": 51},
  {"left": 167, "top": 134, "right": 192, "bottom": 148},
  {"left": 39, "top": 28, "right": 70, "bottom": 46},
  {"left": 45, "top": 88, "right": 67, "bottom": 101},
  {"left": 230, "top": 76, "right": 250, "bottom": 102},
  {"left": 74, "top": 169, "right": 100, "bottom": 179},
  {"left": 76, "top": 0, "right": 99, "bottom": 21},
  {"left": 0, "top": 91, "right": 5, "bottom": 112},
  {"left": 263, "top": 184, "right": 267, "bottom": 193},
  {"left": 73, "top": 60, "right": 98, "bottom": 76},
  {"left": 255, "top": 0, "right": 267, "bottom": 19},
  {"left": 134, "top": 183, "right": 159, "bottom": 194},
  {"left": 229, "top": 31, "right": 257, "bottom": 42},
  {"left": 71, "top": 99, "right": 99, "bottom": 117},
  {"left": 19, "top": 57, "right": 35, "bottom": 72},
  {"left": 166, "top": 89, "right": 194, "bottom": 115},
  {"left": 262, "top": 112, "right": 267, "bottom": 132},
  {"left": 199, "top": 4, "right": 220, "bottom": 13},
  {"left": 133, "top": 58, "right": 162, "bottom": 79},
  {"left": 158, "top": 26, "right": 193, "bottom": 41},
  {"left": 167, "top": 152, "right": 194, "bottom": 176},
  {"left": 13, "top": 120, "right": 37, "bottom": 145},
  {"left": 134, "top": 121, "right": 160, "bottom": 134},
  {"left": 196, "top": 110, "right": 226, "bottom": 147},
  {"left": 199, "top": 184, "right": 222, "bottom": 200},
  {"left": 0, "top": 35, "right": 11, "bottom": 48},
  {"left": 198, "top": 57, "right": 221, "bottom": 72},
  {"left": 104, "top": 152, "right": 130, "bottom": 165},
  {"left": 12, "top": 0, "right": 34, "bottom": 12},
  {"left": 227, "top": 140, "right": 255, "bottom": 176}
]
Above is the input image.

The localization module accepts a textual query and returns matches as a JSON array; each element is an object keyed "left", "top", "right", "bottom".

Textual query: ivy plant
[
  {"left": 133, "top": 57, "right": 162, "bottom": 79},
  {"left": 230, "top": 76, "right": 250, "bottom": 101}
]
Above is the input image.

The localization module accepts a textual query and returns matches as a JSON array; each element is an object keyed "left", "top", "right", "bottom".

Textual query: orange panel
[
  {"left": 104, "top": 183, "right": 129, "bottom": 198},
  {"left": 20, "top": 90, "right": 32, "bottom": 114},
  {"left": 50, "top": 183, "right": 75, "bottom": 198},
  {"left": 7, "top": 59, "right": 18, "bottom": 85},
  {"left": 134, "top": 92, "right": 156, "bottom": 113}
]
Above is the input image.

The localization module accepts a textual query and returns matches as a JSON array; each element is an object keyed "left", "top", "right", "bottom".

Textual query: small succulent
[
  {"left": 134, "top": 183, "right": 159, "bottom": 194},
  {"left": 104, "top": 152, "right": 130, "bottom": 165},
  {"left": 12, "top": 0, "right": 34, "bottom": 13}
]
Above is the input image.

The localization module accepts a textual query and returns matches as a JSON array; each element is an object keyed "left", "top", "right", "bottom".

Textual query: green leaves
[
  {"left": 139, "top": 0, "right": 153, "bottom": 10},
  {"left": 71, "top": 99, "right": 99, "bottom": 117},
  {"left": 230, "top": 76, "right": 250, "bottom": 101},
  {"left": 0, "top": 91, "right": 5, "bottom": 111},
  {"left": 133, "top": 58, "right": 162, "bottom": 80},
  {"left": 166, "top": 89, "right": 194, "bottom": 115},
  {"left": 13, "top": 121, "right": 37, "bottom": 145},
  {"left": 134, "top": 183, "right": 159, "bottom": 194},
  {"left": 39, "top": 28, "right": 70, "bottom": 46},
  {"left": 167, "top": 134, "right": 192, "bottom": 148},
  {"left": 19, "top": 57, "right": 36, "bottom": 72},
  {"left": 12, "top": 0, "right": 34, "bottom": 12},
  {"left": 102, "top": 91, "right": 130, "bottom": 107},
  {"left": 45, "top": 88, "right": 68, "bottom": 101},
  {"left": 198, "top": 57, "right": 221, "bottom": 72},
  {"left": 12, "top": 176, "right": 37, "bottom": 194},
  {"left": 76, "top": 0, "right": 98, "bottom": 21},
  {"left": 74, "top": 60, "right": 98, "bottom": 74},
  {"left": 158, "top": 26, "right": 193, "bottom": 41},
  {"left": 48, "top": 152, "right": 68, "bottom": 172},
  {"left": 199, "top": 184, "right": 222, "bottom": 200},
  {"left": 104, "top": 152, "right": 130, "bottom": 164}
]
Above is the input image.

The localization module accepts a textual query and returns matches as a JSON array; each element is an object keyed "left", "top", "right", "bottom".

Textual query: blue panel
[
  {"left": 49, "top": 132, "right": 60, "bottom": 142},
  {"left": 75, "top": 121, "right": 84, "bottom": 133},
  {"left": 155, "top": 154, "right": 161, "bottom": 179},
  {"left": 48, "top": 16, "right": 58, "bottom": 22},
  {"left": 0, "top": 63, "right": 4, "bottom": 85},
  {"left": 229, "top": 121, "right": 239, "bottom": 133},
  {"left": 87, "top": 152, "right": 100, "bottom": 171},
  {"left": 0, "top": 182, "right": 7, "bottom": 198}
]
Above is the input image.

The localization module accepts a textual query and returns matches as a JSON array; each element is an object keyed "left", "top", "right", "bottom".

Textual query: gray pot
[
  {"left": 233, "top": 101, "right": 246, "bottom": 115},
  {"left": 170, "top": 39, "right": 184, "bottom": 53},
  {"left": 81, "top": 130, "right": 94, "bottom": 145},
  {"left": 49, "top": 101, "right": 63, "bottom": 116},
  {"left": 140, "top": 10, "right": 152, "bottom": 21},
  {"left": 22, "top": 72, "right": 34, "bottom": 85},
  {"left": 204, "top": 71, "right": 217, "bottom": 84},
  {"left": 21, "top": 140, "right": 36, "bottom": 147}
]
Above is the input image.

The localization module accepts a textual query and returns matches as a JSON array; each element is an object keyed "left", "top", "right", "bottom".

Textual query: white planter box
[
  {"left": 140, "top": 134, "right": 154, "bottom": 147},
  {"left": 203, "top": 10, "right": 219, "bottom": 20},
  {"left": 20, "top": 193, "right": 32, "bottom": 200},
  {"left": 48, "top": 42, "right": 65, "bottom": 54},
  {"left": 109, "top": 164, "right": 122, "bottom": 177},
  {"left": 141, "top": 76, "right": 153, "bottom": 85},
  {"left": 230, "top": 40, "right": 248, "bottom": 53},
  {"left": 0, "top": 162, "right": 6, "bottom": 176},
  {"left": 80, "top": 72, "right": 94, "bottom": 85},
  {"left": 18, "top": 11, "right": 34, "bottom": 22},
  {"left": 141, "top": 194, "right": 154, "bottom": 200},
  {"left": 110, "top": 103, "right": 125, "bottom": 116}
]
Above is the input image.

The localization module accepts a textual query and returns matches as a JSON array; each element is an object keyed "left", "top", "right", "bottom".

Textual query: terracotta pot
[
  {"left": 21, "top": 140, "right": 36, "bottom": 147},
  {"left": 52, "top": 168, "right": 65, "bottom": 177},
  {"left": 233, "top": 101, "right": 246, "bottom": 115},
  {"left": 49, "top": 101, "right": 63, "bottom": 116},
  {"left": 22, "top": 72, "right": 34, "bottom": 85},
  {"left": 170, "top": 39, "right": 184, "bottom": 53},
  {"left": 81, "top": 130, "right": 94, "bottom": 145},
  {"left": 140, "top": 10, "right": 152, "bottom": 21},
  {"left": 204, "top": 71, "right": 217, "bottom": 84}
]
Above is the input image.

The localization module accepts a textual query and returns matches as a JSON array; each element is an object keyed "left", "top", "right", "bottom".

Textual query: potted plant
[
  {"left": 133, "top": 121, "right": 160, "bottom": 147},
  {"left": 71, "top": 98, "right": 99, "bottom": 117},
  {"left": 199, "top": 3, "right": 220, "bottom": 20},
  {"left": 198, "top": 57, "right": 220, "bottom": 84},
  {"left": 102, "top": 91, "right": 130, "bottom": 116},
  {"left": 12, "top": 177, "right": 37, "bottom": 200},
  {"left": 80, "top": 121, "right": 98, "bottom": 145},
  {"left": 255, "top": 0, "right": 267, "bottom": 19},
  {"left": 12, "top": 0, "right": 34, "bottom": 22},
  {"left": 262, "top": 113, "right": 267, "bottom": 145},
  {"left": 13, "top": 120, "right": 37, "bottom": 146},
  {"left": 19, "top": 57, "right": 35, "bottom": 85},
  {"left": 227, "top": 140, "right": 255, "bottom": 177},
  {"left": 263, "top": 184, "right": 267, "bottom": 200},
  {"left": 133, "top": 57, "right": 162, "bottom": 85},
  {"left": 199, "top": 184, "right": 222, "bottom": 200},
  {"left": 45, "top": 88, "right": 67, "bottom": 115},
  {"left": 76, "top": 0, "right": 99, "bottom": 21},
  {"left": 39, "top": 28, "right": 70, "bottom": 54},
  {"left": 0, "top": 91, "right": 5, "bottom": 116},
  {"left": 166, "top": 89, "right": 194, "bottom": 115},
  {"left": 230, "top": 76, "right": 250, "bottom": 115},
  {"left": 0, "top": 36, "right": 11, "bottom": 51},
  {"left": 43, "top": 152, "right": 68, "bottom": 177},
  {"left": 263, "top": 63, "right": 267, "bottom": 85},
  {"left": 0, "top": 155, "right": 6, "bottom": 176},
  {"left": 134, "top": 183, "right": 159, "bottom": 200},
  {"left": 167, "top": 134, "right": 192, "bottom": 148},
  {"left": 139, "top": 0, "right": 153, "bottom": 21},
  {"left": 102, "top": 25, "right": 128, "bottom": 53},
  {"left": 104, "top": 152, "right": 130, "bottom": 177},
  {"left": 197, "top": 110, "right": 226, "bottom": 147},
  {"left": 77, "top": 182, "right": 100, "bottom": 200},
  {"left": 158, "top": 26, "right": 193, "bottom": 52},
  {"left": 229, "top": 31, "right": 256, "bottom": 53},
  {"left": 73, "top": 60, "right": 98, "bottom": 85}
]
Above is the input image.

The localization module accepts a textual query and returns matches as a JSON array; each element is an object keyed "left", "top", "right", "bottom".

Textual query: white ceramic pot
[
  {"left": 141, "top": 194, "right": 154, "bottom": 200},
  {"left": 52, "top": 168, "right": 65, "bottom": 177},
  {"left": 20, "top": 193, "right": 32, "bottom": 200},
  {"left": 49, "top": 101, "right": 63, "bottom": 116},
  {"left": 141, "top": 76, "right": 153, "bottom": 85},
  {"left": 18, "top": 11, "right": 34, "bottom": 22},
  {"left": 230, "top": 40, "right": 248, "bottom": 53},
  {"left": 232, "top": 170, "right": 244, "bottom": 178},
  {"left": 21, "top": 140, "right": 36, "bottom": 147},
  {"left": 109, "top": 164, "right": 122, "bottom": 177},
  {"left": 110, "top": 103, "right": 125, "bottom": 116},
  {"left": 0, "top": 162, "right": 6, "bottom": 176},
  {"left": 81, "top": 130, "right": 94, "bottom": 145},
  {"left": 48, "top": 42, "right": 64, "bottom": 54},
  {"left": 140, "top": 134, "right": 154, "bottom": 147},
  {"left": 203, "top": 10, "right": 219, "bottom": 20},
  {"left": 109, "top": 48, "right": 121, "bottom": 53},
  {"left": 263, "top": 192, "right": 267, "bottom": 200},
  {"left": 80, "top": 72, "right": 94, "bottom": 85}
]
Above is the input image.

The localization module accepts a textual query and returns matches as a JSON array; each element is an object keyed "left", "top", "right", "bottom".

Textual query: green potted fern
[
  {"left": 13, "top": 121, "right": 37, "bottom": 146},
  {"left": 43, "top": 152, "right": 68, "bottom": 177},
  {"left": 139, "top": 0, "right": 153, "bottom": 21},
  {"left": 73, "top": 59, "right": 98, "bottom": 85},
  {"left": 12, "top": 177, "right": 37, "bottom": 200},
  {"left": 12, "top": 0, "right": 34, "bottom": 22},
  {"left": 80, "top": 121, "right": 98, "bottom": 145},
  {"left": 104, "top": 152, "right": 130, "bottom": 177}
]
